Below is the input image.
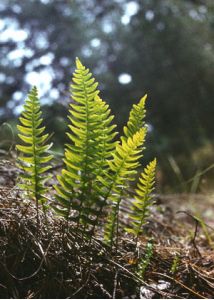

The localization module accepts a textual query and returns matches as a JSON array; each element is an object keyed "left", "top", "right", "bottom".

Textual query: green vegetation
[
  {"left": 54, "top": 58, "right": 118, "bottom": 229},
  {"left": 137, "top": 240, "right": 154, "bottom": 280},
  {"left": 125, "top": 159, "right": 156, "bottom": 246},
  {"left": 16, "top": 59, "right": 156, "bottom": 248},
  {"left": 103, "top": 128, "right": 147, "bottom": 246},
  {"left": 16, "top": 87, "right": 53, "bottom": 223},
  {"left": 170, "top": 254, "right": 180, "bottom": 275}
]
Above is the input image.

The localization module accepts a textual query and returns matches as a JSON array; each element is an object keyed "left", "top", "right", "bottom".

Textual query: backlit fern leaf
[
  {"left": 102, "top": 95, "right": 148, "bottom": 246},
  {"left": 55, "top": 59, "right": 117, "bottom": 226},
  {"left": 83, "top": 95, "right": 118, "bottom": 227},
  {"left": 103, "top": 128, "right": 147, "bottom": 245},
  {"left": 93, "top": 95, "right": 118, "bottom": 174},
  {"left": 126, "top": 158, "right": 156, "bottom": 240},
  {"left": 123, "top": 94, "right": 147, "bottom": 140},
  {"left": 16, "top": 86, "right": 53, "bottom": 213}
]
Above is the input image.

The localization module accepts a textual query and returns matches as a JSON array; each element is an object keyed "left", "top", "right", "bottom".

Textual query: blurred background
[{"left": 0, "top": 0, "right": 214, "bottom": 192}]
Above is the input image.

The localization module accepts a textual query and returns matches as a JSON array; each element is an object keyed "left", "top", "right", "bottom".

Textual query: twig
[
  {"left": 112, "top": 269, "right": 118, "bottom": 298},
  {"left": 91, "top": 274, "right": 112, "bottom": 298}
]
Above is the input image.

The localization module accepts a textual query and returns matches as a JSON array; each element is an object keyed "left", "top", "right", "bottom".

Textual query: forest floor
[{"left": 0, "top": 159, "right": 214, "bottom": 299}]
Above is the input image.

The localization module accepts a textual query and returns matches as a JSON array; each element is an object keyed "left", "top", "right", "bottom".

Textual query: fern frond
[
  {"left": 103, "top": 128, "right": 147, "bottom": 245},
  {"left": 125, "top": 158, "right": 156, "bottom": 240},
  {"left": 83, "top": 95, "right": 119, "bottom": 228},
  {"left": 100, "top": 96, "right": 148, "bottom": 244},
  {"left": 93, "top": 95, "right": 118, "bottom": 173},
  {"left": 55, "top": 59, "right": 117, "bottom": 226},
  {"left": 123, "top": 94, "right": 147, "bottom": 140},
  {"left": 16, "top": 86, "right": 53, "bottom": 213}
]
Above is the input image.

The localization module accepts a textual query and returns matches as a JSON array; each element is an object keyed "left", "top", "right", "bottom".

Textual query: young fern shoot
[
  {"left": 16, "top": 87, "right": 53, "bottom": 222},
  {"left": 126, "top": 158, "right": 156, "bottom": 246}
]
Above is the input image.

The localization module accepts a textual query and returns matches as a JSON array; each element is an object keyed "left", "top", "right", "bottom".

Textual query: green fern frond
[
  {"left": 16, "top": 86, "right": 53, "bottom": 213},
  {"left": 93, "top": 95, "right": 118, "bottom": 173},
  {"left": 126, "top": 158, "right": 156, "bottom": 240},
  {"left": 123, "top": 94, "right": 147, "bottom": 140},
  {"left": 83, "top": 95, "right": 119, "bottom": 228},
  {"left": 55, "top": 59, "right": 117, "bottom": 225},
  {"left": 103, "top": 128, "right": 147, "bottom": 245},
  {"left": 102, "top": 95, "right": 148, "bottom": 245}
]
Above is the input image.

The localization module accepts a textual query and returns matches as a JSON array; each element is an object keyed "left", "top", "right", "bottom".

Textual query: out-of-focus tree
[{"left": 0, "top": 0, "right": 88, "bottom": 117}]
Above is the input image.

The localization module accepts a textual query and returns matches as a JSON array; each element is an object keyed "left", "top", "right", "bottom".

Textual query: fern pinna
[
  {"left": 54, "top": 58, "right": 117, "bottom": 226},
  {"left": 16, "top": 87, "right": 53, "bottom": 216},
  {"left": 125, "top": 158, "right": 156, "bottom": 244}
]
